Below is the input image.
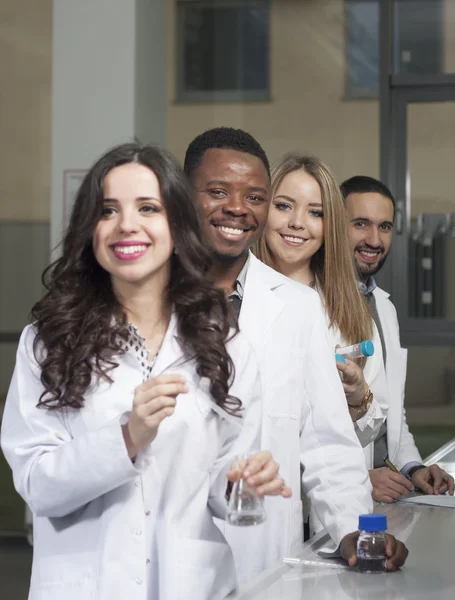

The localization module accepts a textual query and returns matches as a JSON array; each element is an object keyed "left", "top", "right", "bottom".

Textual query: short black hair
[
  {"left": 340, "top": 175, "right": 396, "bottom": 211},
  {"left": 183, "top": 126, "right": 270, "bottom": 179}
]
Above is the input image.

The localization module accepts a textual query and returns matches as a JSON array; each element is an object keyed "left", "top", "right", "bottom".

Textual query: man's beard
[{"left": 354, "top": 246, "right": 389, "bottom": 280}]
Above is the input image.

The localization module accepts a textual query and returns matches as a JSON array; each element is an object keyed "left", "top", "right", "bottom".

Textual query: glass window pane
[
  {"left": 345, "top": 0, "right": 380, "bottom": 98},
  {"left": 407, "top": 102, "right": 455, "bottom": 319},
  {"left": 0, "top": 342, "right": 25, "bottom": 532},
  {"left": 179, "top": 1, "right": 269, "bottom": 98},
  {"left": 394, "top": 0, "right": 444, "bottom": 75}
]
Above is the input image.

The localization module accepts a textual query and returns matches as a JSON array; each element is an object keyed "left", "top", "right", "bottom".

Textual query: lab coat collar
[
  {"left": 152, "top": 313, "right": 188, "bottom": 376},
  {"left": 239, "top": 253, "right": 285, "bottom": 347},
  {"left": 373, "top": 286, "right": 391, "bottom": 301}
]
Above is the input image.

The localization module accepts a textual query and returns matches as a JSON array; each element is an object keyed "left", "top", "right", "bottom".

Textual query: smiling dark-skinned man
[{"left": 183, "top": 128, "right": 408, "bottom": 585}]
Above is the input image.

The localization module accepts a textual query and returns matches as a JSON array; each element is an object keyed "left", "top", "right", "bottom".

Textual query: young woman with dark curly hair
[{"left": 1, "top": 143, "right": 290, "bottom": 600}]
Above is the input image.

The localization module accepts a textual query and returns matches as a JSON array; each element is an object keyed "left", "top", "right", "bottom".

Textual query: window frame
[
  {"left": 344, "top": 0, "right": 444, "bottom": 101},
  {"left": 175, "top": 0, "right": 271, "bottom": 104},
  {"left": 344, "top": 0, "right": 380, "bottom": 100}
]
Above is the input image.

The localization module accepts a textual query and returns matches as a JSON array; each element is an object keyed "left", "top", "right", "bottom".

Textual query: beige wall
[
  {"left": 0, "top": 1, "right": 52, "bottom": 221},
  {"left": 166, "top": 0, "right": 379, "bottom": 180},
  {"left": 1, "top": 0, "right": 455, "bottom": 412}
]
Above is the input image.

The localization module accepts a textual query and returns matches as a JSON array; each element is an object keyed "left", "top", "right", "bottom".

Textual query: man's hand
[
  {"left": 226, "top": 451, "right": 292, "bottom": 498},
  {"left": 336, "top": 357, "right": 367, "bottom": 407},
  {"left": 369, "top": 467, "right": 414, "bottom": 503},
  {"left": 411, "top": 464, "right": 454, "bottom": 496},
  {"left": 340, "top": 531, "right": 409, "bottom": 571}
]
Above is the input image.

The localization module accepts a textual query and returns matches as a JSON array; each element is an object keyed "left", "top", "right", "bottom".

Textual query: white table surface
[{"left": 233, "top": 439, "right": 455, "bottom": 600}]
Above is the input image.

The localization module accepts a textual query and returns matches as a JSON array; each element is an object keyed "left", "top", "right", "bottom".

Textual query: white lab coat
[
  {"left": 308, "top": 300, "right": 388, "bottom": 537},
  {"left": 364, "top": 287, "right": 422, "bottom": 470},
  {"left": 221, "top": 254, "right": 373, "bottom": 583},
  {"left": 1, "top": 316, "right": 263, "bottom": 600}
]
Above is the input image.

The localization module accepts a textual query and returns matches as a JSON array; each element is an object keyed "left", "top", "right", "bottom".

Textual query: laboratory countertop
[{"left": 233, "top": 439, "right": 455, "bottom": 600}]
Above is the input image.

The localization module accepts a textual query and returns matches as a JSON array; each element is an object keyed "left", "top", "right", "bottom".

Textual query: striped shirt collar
[
  {"left": 230, "top": 254, "right": 250, "bottom": 301},
  {"left": 358, "top": 276, "right": 377, "bottom": 296}
]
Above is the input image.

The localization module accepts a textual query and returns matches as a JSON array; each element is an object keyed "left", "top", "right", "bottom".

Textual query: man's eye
[{"left": 209, "top": 189, "right": 225, "bottom": 197}]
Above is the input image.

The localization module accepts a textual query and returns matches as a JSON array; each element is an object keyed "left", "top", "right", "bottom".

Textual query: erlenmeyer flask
[{"left": 226, "top": 455, "right": 266, "bottom": 526}]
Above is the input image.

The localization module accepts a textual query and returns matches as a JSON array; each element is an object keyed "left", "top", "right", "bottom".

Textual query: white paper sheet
[{"left": 398, "top": 493, "right": 455, "bottom": 508}]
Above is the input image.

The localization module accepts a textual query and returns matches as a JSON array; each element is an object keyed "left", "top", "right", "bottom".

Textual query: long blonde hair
[{"left": 253, "top": 153, "right": 372, "bottom": 344}]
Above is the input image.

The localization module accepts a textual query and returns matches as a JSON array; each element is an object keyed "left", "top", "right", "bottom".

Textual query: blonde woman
[
  {"left": 253, "top": 154, "right": 388, "bottom": 536},
  {"left": 254, "top": 153, "right": 388, "bottom": 448}
]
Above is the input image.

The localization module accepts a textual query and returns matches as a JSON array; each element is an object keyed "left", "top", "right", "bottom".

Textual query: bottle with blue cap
[
  {"left": 357, "top": 513, "right": 387, "bottom": 573},
  {"left": 335, "top": 340, "right": 375, "bottom": 362}
]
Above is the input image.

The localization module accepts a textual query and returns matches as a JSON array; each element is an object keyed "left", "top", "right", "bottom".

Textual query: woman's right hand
[
  {"left": 122, "top": 373, "right": 188, "bottom": 459},
  {"left": 336, "top": 357, "right": 367, "bottom": 407}
]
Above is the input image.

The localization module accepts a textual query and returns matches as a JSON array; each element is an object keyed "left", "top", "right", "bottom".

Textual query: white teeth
[
  {"left": 360, "top": 251, "right": 378, "bottom": 258},
  {"left": 283, "top": 235, "right": 305, "bottom": 244},
  {"left": 114, "top": 245, "right": 147, "bottom": 254},
  {"left": 217, "top": 226, "right": 244, "bottom": 235}
]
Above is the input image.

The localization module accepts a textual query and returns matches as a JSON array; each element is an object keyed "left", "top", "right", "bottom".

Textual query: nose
[
  {"left": 288, "top": 209, "right": 305, "bottom": 230},
  {"left": 222, "top": 193, "right": 248, "bottom": 217},
  {"left": 117, "top": 209, "right": 140, "bottom": 234},
  {"left": 365, "top": 226, "right": 380, "bottom": 248}
]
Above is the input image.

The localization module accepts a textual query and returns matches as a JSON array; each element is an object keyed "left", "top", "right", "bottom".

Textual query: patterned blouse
[{"left": 118, "top": 323, "right": 158, "bottom": 382}]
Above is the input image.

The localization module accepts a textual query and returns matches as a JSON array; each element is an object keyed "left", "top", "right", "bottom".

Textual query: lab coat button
[
  {"left": 135, "top": 578, "right": 142, "bottom": 585},
  {"left": 146, "top": 559, "right": 151, "bottom": 565},
  {"left": 135, "top": 528, "right": 142, "bottom": 536},
  {"left": 134, "top": 480, "right": 140, "bottom": 487},
  {"left": 145, "top": 511, "right": 151, "bottom": 516}
]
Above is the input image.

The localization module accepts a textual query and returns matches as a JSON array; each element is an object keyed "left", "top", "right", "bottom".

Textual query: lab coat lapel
[
  {"left": 373, "top": 288, "right": 403, "bottom": 462},
  {"left": 153, "top": 314, "right": 187, "bottom": 376},
  {"left": 239, "top": 254, "right": 285, "bottom": 351}
]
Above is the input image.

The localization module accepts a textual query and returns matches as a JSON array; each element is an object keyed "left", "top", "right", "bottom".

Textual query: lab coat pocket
[
  {"left": 263, "top": 344, "right": 304, "bottom": 418},
  {"left": 34, "top": 552, "right": 96, "bottom": 599},
  {"left": 176, "top": 537, "right": 237, "bottom": 600}
]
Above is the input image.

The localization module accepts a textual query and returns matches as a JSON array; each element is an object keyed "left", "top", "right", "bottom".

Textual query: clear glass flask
[{"left": 226, "top": 455, "right": 267, "bottom": 526}]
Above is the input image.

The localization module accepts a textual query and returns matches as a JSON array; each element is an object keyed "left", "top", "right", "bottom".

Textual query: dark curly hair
[
  {"left": 184, "top": 126, "right": 271, "bottom": 179},
  {"left": 32, "top": 142, "right": 241, "bottom": 414}
]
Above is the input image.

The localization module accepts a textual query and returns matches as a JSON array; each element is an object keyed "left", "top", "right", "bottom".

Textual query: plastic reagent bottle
[
  {"left": 336, "top": 340, "right": 374, "bottom": 360},
  {"left": 357, "top": 514, "right": 387, "bottom": 573}
]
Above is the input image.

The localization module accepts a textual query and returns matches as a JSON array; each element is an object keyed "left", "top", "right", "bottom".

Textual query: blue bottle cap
[
  {"left": 335, "top": 353, "right": 346, "bottom": 364},
  {"left": 360, "top": 340, "right": 374, "bottom": 357},
  {"left": 358, "top": 514, "right": 387, "bottom": 531}
]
